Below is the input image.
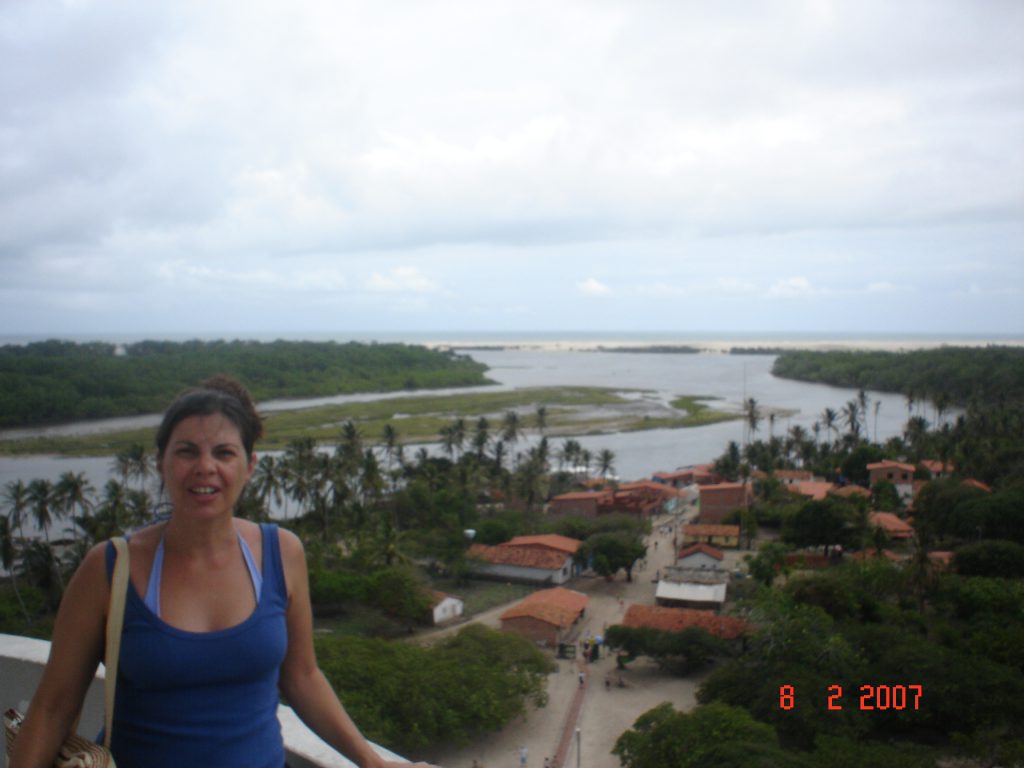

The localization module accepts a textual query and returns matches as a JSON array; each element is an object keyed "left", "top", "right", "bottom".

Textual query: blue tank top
[{"left": 104, "top": 524, "right": 288, "bottom": 768}]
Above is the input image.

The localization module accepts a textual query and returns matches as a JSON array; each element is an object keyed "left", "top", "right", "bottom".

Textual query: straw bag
[{"left": 5, "top": 537, "right": 130, "bottom": 767}]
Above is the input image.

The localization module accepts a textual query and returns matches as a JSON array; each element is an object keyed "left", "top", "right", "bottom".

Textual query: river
[{"left": 0, "top": 349, "right": 920, "bottom": 519}]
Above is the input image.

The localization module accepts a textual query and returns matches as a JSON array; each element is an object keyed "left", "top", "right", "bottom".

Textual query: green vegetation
[
  {"left": 772, "top": 345, "right": 1024, "bottom": 405},
  {"left": 613, "top": 348, "right": 1024, "bottom": 766},
  {"left": 0, "top": 338, "right": 492, "bottom": 428},
  {"left": 313, "top": 624, "right": 553, "bottom": 753},
  {"left": 0, "top": 387, "right": 739, "bottom": 457}
]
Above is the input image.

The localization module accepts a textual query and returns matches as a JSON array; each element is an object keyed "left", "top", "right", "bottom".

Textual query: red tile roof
[
  {"left": 849, "top": 549, "right": 905, "bottom": 562},
  {"left": 684, "top": 524, "right": 740, "bottom": 538},
  {"left": 622, "top": 604, "right": 749, "bottom": 640},
  {"left": 501, "top": 587, "right": 589, "bottom": 627},
  {"left": 921, "top": 460, "right": 953, "bottom": 475},
  {"left": 829, "top": 485, "right": 871, "bottom": 498},
  {"left": 962, "top": 478, "right": 992, "bottom": 493},
  {"left": 551, "top": 490, "right": 612, "bottom": 502},
  {"left": 869, "top": 512, "right": 914, "bottom": 538},
  {"left": 775, "top": 469, "right": 814, "bottom": 481},
  {"left": 468, "top": 543, "right": 569, "bottom": 570},
  {"left": 788, "top": 481, "right": 836, "bottom": 501},
  {"left": 505, "top": 534, "right": 582, "bottom": 555},
  {"left": 867, "top": 460, "right": 916, "bottom": 473},
  {"left": 928, "top": 551, "right": 954, "bottom": 567},
  {"left": 677, "top": 543, "right": 724, "bottom": 561}
]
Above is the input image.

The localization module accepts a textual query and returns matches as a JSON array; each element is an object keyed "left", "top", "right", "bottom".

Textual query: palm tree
[
  {"left": 337, "top": 421, "right": 364, "bottom": 476},
  {"left": 251, "top": 455, "right": 284, "bottom": 516},
  {"left": 597, "top": 449, "right": 616, "bottom": 479},
  {"left": 744, "top": 398, "right": 762, "bottom": 445},
  {"left": 283, "top": 437, "right": 319, "bottom": 518},
  {"left": 842, "top": 400, "right": 861, "bottom": 440},
  {"left": 472, "top": 417, "right": 490, "bottom": 459},
  {"left": 501, "top": 410, "right": 522, "bottom": 456},
  {"left": 0, "top": 515, "right": 31, "bottom": 625},
  {"left": 857, "top": 389, "right": 870, "bottom": 438},
  {"left": 381, "top": 424, "right": 400, "bottom": 469},
  {"left": 821, "top": 408, "right": 838, "bottom": 445},
  {"left": 54, "top": 471, "right": 94, "bottom": 544},
  {"left": 535, "top": 405, "right": 548, "bottom": 435},
  {"left": 3, "top": 480, "right": 30, "bottom": 541},
  {"left": 558, "top": 439, "right": 581, "bottom": 473},
  {"left": 439, "top": 425, "right": 457, "bottom": 460},
  {"left": 97, "top": 480, "right": 128, "bottom": 538},
  {"left": 27, "top": 479, "right": 56, "bottom": 542},
  {"left": 451, "top": 418, "right": 467, "bottom": 460}
]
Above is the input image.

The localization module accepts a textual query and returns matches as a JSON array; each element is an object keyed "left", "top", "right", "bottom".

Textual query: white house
[{"left": 430, "top": 591, "right": 464, "bottom": 625}]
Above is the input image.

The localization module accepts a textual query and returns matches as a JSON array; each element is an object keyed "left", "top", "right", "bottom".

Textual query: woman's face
[{"left": 159, "top": 413, "right": 256, "bottom": 522}]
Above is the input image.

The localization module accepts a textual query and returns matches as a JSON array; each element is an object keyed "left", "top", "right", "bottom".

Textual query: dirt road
[{"left": 423, "top": 513, "right": 739, "bottom": 768}]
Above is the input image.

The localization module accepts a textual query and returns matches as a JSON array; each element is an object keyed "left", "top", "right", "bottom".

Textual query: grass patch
[
  {"left": 430, "top": 579, "right": 535, "bottom": 616},
  {"left": 0, "top": 387, "right": 740, "bottom": 457}
]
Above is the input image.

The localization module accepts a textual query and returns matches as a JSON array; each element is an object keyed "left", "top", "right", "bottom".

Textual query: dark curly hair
[{"left": 155, "top": 374, "right": 264, "bottom": 459}]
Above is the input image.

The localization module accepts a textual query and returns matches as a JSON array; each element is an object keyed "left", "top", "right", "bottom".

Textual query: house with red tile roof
[
  {"left": 867, "top": 460, "right": 916, "bottom": 502},
  {"left": 869, "top": 511, "right": 914, "bottom": 540},
  {"left": 500, "top": 587, "right": 589, "bottom": 646},
  {"left": 468, "top": 534, "right": 583, "bottom": 584},
  {"left": 683, "top": 524, "right": 740, "bottom": 549},
  {"left": 849, "top": 549, "right": 906, "bottom": 563},
  {"left": 962, "top": 478, "right": 992, "bottom": 493},
  {"left": 829, "top": 484, "right": 871, "bottom": 500},
  {"left": 676, "top": 543, "right": 724, "bottom": 570},
  {"left": 622, "top": 604, "right": 749, "bottom": 641},
  {"left": 505, "top": 534, "right": 582, "bottom": 556},
  {"left": 698, "top": 482, "right": 752, "bottom": 525},
  {"left": 920, "top": 460, "right": 953, "bottom": 479},
  {"left": 786, "top": 481, "right": 837, "bottom": 501},
  {"left": 549, "top": 483, "right": 685, "bottom": 521},
  {"left": 774, "top": 469, "right": 814, "bottom": 486},
  {"left": 547, "top": 490, "right": 609, "bottom": 518}
]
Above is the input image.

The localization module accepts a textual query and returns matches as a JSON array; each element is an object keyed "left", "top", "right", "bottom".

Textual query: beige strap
[{"left": 104, "top": 537, "right": 130, "bottom": 750}]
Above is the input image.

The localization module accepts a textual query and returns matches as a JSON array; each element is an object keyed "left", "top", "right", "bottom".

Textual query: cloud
[
  {"left": 577, "top": 278, "right": 611, "bottom": 297},
  {"left": 0, "top": 1, "right": 1021, "bottom": 336},
  {"left": 867, "top": 281, "right": 898, "bottom": 293},
  {"left": 366, "top": 267, "right": 438, "bottom": 294},
  {"left": 767, "top": 276, "right": 819, "bottom": 299}
]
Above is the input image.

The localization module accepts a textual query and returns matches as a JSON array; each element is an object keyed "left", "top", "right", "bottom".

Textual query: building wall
[
  {"left": 473, "top": 561, "right": 571, "bottom": 585},
  {"left": 548, "top": 497, "right": 600, "bottom": 518},
  {"left": 433, "top": 597, "right": 464, "bottom": 625},
  {"left": 678, "top": 552, "right": 721, "bottom": 570},
  {"left": 500, "top": 616, "right": 559, "bottom": 646}
]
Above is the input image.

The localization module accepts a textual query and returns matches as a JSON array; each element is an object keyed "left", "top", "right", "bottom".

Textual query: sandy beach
[
  {"left": 420, "top": 511, "right": 749, "bottom": 768},
  {"left": 424, "top": 336, "right": 1024, "bottom": 354}
]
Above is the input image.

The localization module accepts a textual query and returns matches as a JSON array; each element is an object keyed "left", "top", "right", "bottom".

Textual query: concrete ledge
[{"left": 1, "top": 633, "right": 407, "bottom": 766}]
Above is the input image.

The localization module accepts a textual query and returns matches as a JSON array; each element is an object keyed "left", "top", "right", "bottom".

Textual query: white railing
[{"left": 0, "top": 633, "right": 406, "bottom": 767}]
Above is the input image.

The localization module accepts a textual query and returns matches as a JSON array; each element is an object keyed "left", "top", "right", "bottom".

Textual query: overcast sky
[{"left": 2, "top": 0, "right": 1022, "bottom": 340}]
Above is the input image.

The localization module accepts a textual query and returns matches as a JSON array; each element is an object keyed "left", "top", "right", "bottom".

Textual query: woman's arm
[
  {"left": 276, "top": 529, "right": 436, "bottom": 768},
  {"left": 9, "top": 542, "right": 109, "bottom": 768}
]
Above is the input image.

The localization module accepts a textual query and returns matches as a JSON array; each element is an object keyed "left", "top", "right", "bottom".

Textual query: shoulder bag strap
[{"left": 104, "top": 537, "right": 130, "bottom": 750}]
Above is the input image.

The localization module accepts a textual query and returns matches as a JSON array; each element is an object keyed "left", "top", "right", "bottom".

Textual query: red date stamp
[{"left": 779, "top": 684, "right": 923, "bottom": 711}]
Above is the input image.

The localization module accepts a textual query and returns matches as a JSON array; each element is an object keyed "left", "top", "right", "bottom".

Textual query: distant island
[
  {"left": 0, "top": 339, "right": 492, "bottom": 429},
  {"left": 771, "top": 346, "right": 1024, "bottom": 405},
  {"left": 594, "top": 345, "right": 702, "bottom": 354}
]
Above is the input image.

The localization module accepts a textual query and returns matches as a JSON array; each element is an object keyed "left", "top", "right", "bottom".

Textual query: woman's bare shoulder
[{"left": 276, "top": 525, "right": 305, "bottom": 560}]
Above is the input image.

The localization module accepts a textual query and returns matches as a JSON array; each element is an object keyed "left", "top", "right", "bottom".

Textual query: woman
[{"left": 11, "top": 375, "right": 437, "bottom": 768}]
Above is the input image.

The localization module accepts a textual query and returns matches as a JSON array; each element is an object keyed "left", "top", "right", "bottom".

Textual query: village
[{"left": 415, "top": 455, "right": 982, "bottom": 768}]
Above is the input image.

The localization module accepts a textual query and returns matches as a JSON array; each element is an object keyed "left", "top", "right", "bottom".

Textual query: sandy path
[{"left": 422, "top": 511, "right": 722, "bottom": 768}]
